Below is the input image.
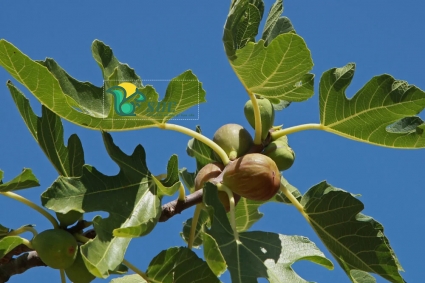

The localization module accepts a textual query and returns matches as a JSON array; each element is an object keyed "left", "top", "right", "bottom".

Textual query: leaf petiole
[
  {"left": 271, "top": 123, "right": 323, "bottom": 140},
  {"left": 0, "top": 192, "right": 59, "bottom": 229},
  {"left": 279, "top": 183, "right": 309, "bottom": 222},
  {"left": 7, "top": 226, "right": 38, "bottom": 239},
  {"left": 160, "top": 123, "right": 230, "bottom": 165},
  {"left": 188, "top": 203, "right": 203, "bottom": 250},
  {"left": 217, "top": 184, "right": 239, "bottom": 242}
]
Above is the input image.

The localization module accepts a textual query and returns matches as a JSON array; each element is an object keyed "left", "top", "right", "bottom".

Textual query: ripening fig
[
  {"left": 195, "top": 162, "right": 240, "bottom": 211},
  {"left": 222, "top": 153, "right": 281, "bottom": 201},
  {"left": 212, "top": 124, "right": 253, "bottom": 161},
  {"left": 56, "top": 210, "right": 83, "bottom": 228},
  {"left": 32, "top": 229, "right": 78, "bottom": 269},
  {"left": 244, "top": 98, "right": 275, "bottom": 140},
  {"left": 65, "top": 249, "right": 96, "bottom": 283},
  {"left": 263, "top": 141, "right": 295, "bottom": 171}
]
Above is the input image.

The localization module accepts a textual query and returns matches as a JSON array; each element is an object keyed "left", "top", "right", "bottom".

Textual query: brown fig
[
  {"left": 212, "top": 124, "right": 253, "bottom": 161},
  {"left": 195, "top": 162, "right": 240, "bottom": 211},
  {"left": 222, "top": 153, "right": 281, "bottom": 201}
]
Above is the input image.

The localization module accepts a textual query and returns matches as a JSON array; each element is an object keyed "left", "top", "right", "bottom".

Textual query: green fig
[
  {"left": 195, "top": 162, "right": 240, "bottom": 211},
  {"left": 222, "top": 153, "right": 281, "bottom": 201},
  {"left": 263, "top": 141, "right": 295, "bottom": 171},
  {"left": 212, "top": 124, "right": 253, "bottom": 161},
  {"left": 244, "top": 98, "right": 275, "bottom": 140},
  {"left": 56, "top": 210, "right": 83, "bottom": 228},
  {"left": 65, "top": 248, "right": 96, "bottom": 283},
  {"left": 32, "top": 229, "right": 78, "bottom": 269}
]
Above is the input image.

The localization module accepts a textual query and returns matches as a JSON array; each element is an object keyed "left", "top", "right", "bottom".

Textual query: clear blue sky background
[{"left": 0, "top": 1, "right": 424, "bottom": 282}]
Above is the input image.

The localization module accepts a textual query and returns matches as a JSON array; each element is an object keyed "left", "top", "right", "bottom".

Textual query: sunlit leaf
[
  {"left": 0, "top": 39, "right": 205, "bottom": 130},
  {"left": 261, "top": 0, "right": 295, "bottom": 46},
  {"left": 146, "top": 247, "right": 219, "bottom": 283},
  {"left": 230, "top": 33, "right": 314, "bottom": 102},
  {"left": 0, "top": 169, "right": 39, "bottom": 192},
  {"left": 8, "top": 82, "right": 84, "bottom": 177},
  {"left": 110, "top": 274, "right": 147, "bottom": 283},
  {"left": 223, "top": 0, "right": 264, "bottom": 60},
  {"left": 0, "top": 236, "right": 26, "bottom": 259},
  {"left": 204, "top": 184, "right": 333, "bottom": 283},
  {"left": 181, "top": 209, "right": 210, "bottom": 248},
  {"left": 41, "top": 132, "right": 179, "bottom": 277},
  {"left": 319, "top": 63, "right": 425, "bottom": 148},
  {"left": 301, "top": 181, "right": 405, "bottom": 283}
]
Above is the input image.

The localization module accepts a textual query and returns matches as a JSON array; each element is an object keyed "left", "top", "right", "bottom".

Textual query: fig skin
[
  {"left": 222, "top": 153, "right": 281, "bottom": 201},
  {"left": 195, "top": 162, "right": 240, "bottom": 211},
  {"left": 244, "top": 98, "right": 275, "bottom": 140},
  {"left": 212, "top": 124, "right": 253, "bottom": 161},
  {"left": 65, "top": 248, "right": 96, "bottom": 283},
  {"left": 263, "top": 141, "right": 295, "bottom": 171},
  {"left": 32, "top": 229, "right": 78, "bottom": 269},
  {"left": 56, "top": 210, "right": 83, "bottom": 228}
]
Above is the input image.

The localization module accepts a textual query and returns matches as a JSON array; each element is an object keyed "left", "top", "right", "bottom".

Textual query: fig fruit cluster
[{"left": 31, "top": 229, "right": 78, "bottom": 269}]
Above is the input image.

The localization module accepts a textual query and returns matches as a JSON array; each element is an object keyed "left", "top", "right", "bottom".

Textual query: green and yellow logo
[{"left": 106, "top": 82, "right": 146, "bottom": 116}]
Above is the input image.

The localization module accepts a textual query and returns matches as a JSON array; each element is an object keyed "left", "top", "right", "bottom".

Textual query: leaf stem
[
  {"left": 160, "top": 123, "right": 230, "bottom": 165},
  {"left": 122, "top": 259, "right": 150, "bottom": 282},
  {"left": 188, "top": 204, "right": 203, "bottom": 250},
  {"left": 60, "top": 269, "right": 66, "bottom": 283},
  {"left": 21, "top": 238, "right": 33, "bottom": 249},
  {"left": 217, "top": 184, "right": 239, "bottom": 242},
  {"left": 271, "top": 123, "right": 323, "bottom": 140},
  {"left": 178, "top": 184, "right": 186, "bottom": 202},
  {"left": 7, "top": 226, "right": 38, "bottom": 239},
  {"left": 0, "top": 192, "right": 59, "bottom": 229},
  {"left": 247, "top": 93, "right": 263, "bottom": 145},
  {"left": 279, "top": 183, "right": 310, "bottom": 223}
]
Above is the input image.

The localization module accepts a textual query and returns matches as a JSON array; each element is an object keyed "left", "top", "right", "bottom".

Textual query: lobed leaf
[
  {"left": 203, "top": 184, "right": 333, "bottom": 283},
  {"left": 41, "top": 132, "right": 179, "bottom": 277},
  {"left": 301, "top": 181, "right": 405, "bottom": 283},
  {"left": 0, "top": 169, "right": 39, "bottom": 192},
  {"left": 146, "top": 247, "right": 219, "bottom": 283},
  {"left": 8, "top": 82, "right": 84, "bottom": 177},
  {"left": 0, "top": 39, "right": 205, "bottom": 130},
  {"left": 223, "top": 0, "right": 264, "bottom": 60},
  {"left": 319, "top": 63, "right": 425, "bottom": 148},
  {"left": 110, "top": 274, "right": 147, "bottom": 283},
  {"left": 261, "top": 0, "right": 295, "bottom": 46},
  {"left": 230, "top": 33, "right": 314, "bottom": 102}
]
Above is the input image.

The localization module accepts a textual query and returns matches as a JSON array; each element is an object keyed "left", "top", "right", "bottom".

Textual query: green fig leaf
[
  {"left": 319, "top": 63, "right": 425, "bottom": 148},
  {"left": 110, "top": 274, "right": 147, "bottom": 283},
  {"left": 0, "top": 169, "right": 39, "bottom": 192},
  {"left": 179, "top": 168, "right": 196, "bottom": 194},
  {"left": 8, "top": 82, "right": 84, "bottom": 177},
  {"left": 91, "top": 40, "right": 142, "bottom": 90},
  {"left": 261, "top": 0, "right": 295, "bottom": 46},
  {"left": 0, "top": 39, "right": 205, "bottom": 130},
  {"left": 223, "top": 0, "right": 265, "bottom": 60},
  {"left": 202, "top": 232, "right": 227, "bottom": 277},
  {"left": 234, "top": 198, "right": 263, "bottom": 232},
  {"left": 186, "top": 126, "right": 219, "bottom": 170},
  {"left": 41, "top": 132, "right": 178, "bottom": 277},
  {"left": 0, "top": 236, "right": 26, "bottom": 259},
  {"left": 204, "top": 184, "right": 333, "bottom": 283},
  {"left": 181, "top": 209, "right": 210, "bottom": 248},
  {"left": 229, "top": 33, "right": 314, "bottom": 103},
  {"left": 146, "top": 247, "right": 219, "bottom": 283},
  {"left": 151, "top": 155, "right": 181, "bottom": 198},
  {"left": 301, "top": 181, "right": 405, "bottom": 283}
]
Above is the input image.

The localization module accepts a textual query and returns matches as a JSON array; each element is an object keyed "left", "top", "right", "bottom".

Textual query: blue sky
[{"left": 0, "top": 1, "right": 424, "bottom": 282}]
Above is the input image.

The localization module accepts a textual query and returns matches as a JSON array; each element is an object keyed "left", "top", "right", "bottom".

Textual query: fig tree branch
[
  {"left": 0, "top": 251, "right": 46, "bottom": 283},
  {"left": 159, "top": 189, "right": 203, "bottom": 222}
]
